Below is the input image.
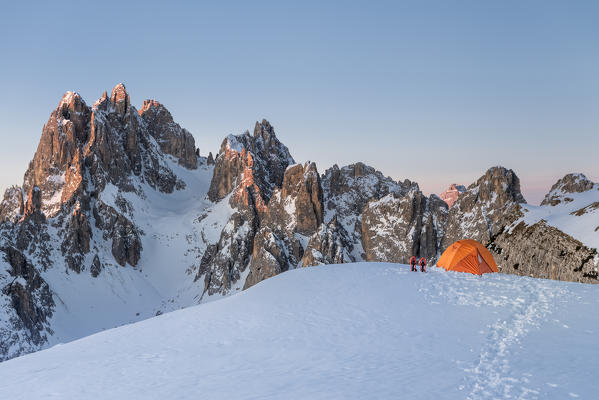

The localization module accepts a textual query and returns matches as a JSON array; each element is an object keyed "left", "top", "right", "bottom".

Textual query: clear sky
[{"left": 1, "top": 0, "right": 597, "bottom": 204}]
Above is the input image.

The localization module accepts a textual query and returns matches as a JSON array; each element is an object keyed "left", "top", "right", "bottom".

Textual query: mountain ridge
[{"left": 0, "top": 84, "right": 597, "bottom": 361}]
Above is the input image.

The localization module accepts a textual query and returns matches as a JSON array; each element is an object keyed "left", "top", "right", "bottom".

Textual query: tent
[{"left": 436, "top": 239, "right": 498, "bottom": 275}]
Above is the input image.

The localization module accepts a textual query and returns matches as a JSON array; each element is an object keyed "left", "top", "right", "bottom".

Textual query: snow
[
  {"left": 517, "top": 187, "right": 599, "bottom": 250},
  {"left": 31, "top": 158, "right": 233, "bottom": 350},
  {"left": 58, "top": 91, "right": 78, "bottom": 108},
  {"left": 1, "top": 263, "right": 597, "bottom": 399},
  {"left": 225, "top": 134, "right": 244, "bottom": 152}
]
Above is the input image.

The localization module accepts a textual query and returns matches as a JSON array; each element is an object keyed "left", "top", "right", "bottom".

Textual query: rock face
[
  {"left": 198, "top": 210, "right": 255, "bottom": 296},
  {"left": 302, "top": 216, "right": 352, "bottom": 267},
  {"left": 22, "top": 91, "right": 91, "bottom": 216},
  {"left": 244, "top": 162, "right": 324, "bottom": 289},
  {"left": 0, "top": 246, "right": 54, "bottom": 361},
  {"left": 361, "top": 190, "right": 448, "bottom": 264},
  {"left": 489, "top": 221, "right": 598, "bottom": 283},
  {"left": 442, "top": 167, "right": 526, "bottom": 249},
  {"left": 138, "top": 100, "right": 197, "bottom": 169},
  {"left": 266, "top": 162, "right": 324, "bottom": 236},
  {"left": 208, "top": 120, "right": 294, "bottom": 212},
  {"left": 484, "top": 172, "right": 599, "bottom": 283},
  {"left": 321, "top": 163, "right": 417, "bottom": 261},
  {"left": 439, "top": 184, "right": 466, "bottom": 208},
  {"left": 0, "top": 83, "right": 199, "bottom": 361},
  {"left": 199, "top": 120, "right": 295, "bottom": 295},
  {"left": 2, "top": 83, "right": 598, "bottom": 364},
  {"left": 541, "top": 173, "right": 596, "bottom": 206},
  {"left": 0, "top": 186, "right": 24, "bottom": 224}
]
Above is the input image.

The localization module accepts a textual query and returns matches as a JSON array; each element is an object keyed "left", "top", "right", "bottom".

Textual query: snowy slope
[
  {"left": 1, "top": 263, "right": 597, "bottom": 400},
  {"left": 518, "top": 187, "right": 599, "bottom": 251},
  {"left": 40, "top": 158, "right": 235, "bottom": 347}
]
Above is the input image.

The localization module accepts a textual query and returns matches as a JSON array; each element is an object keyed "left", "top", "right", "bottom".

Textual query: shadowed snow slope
[{"left": 0, "top": 263, "right": 597, "bottom": 400}]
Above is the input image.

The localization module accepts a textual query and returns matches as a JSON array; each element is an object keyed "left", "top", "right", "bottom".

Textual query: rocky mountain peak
[
  {"left": 274, "top": 161, "right": 324, "bottom": 235},
  {"left": 58, "top": 91, "right": 86, "bottom": 114},
  {"left": 20, "top": 89, "right": 92, "bottom": 215},
  {"left": 441, "top": 166, "right": 525, "bottom": 249},
  {"left": 0, "top": 186, "right": 24, "bottom": 223},
  {"left": 93, "top": 91, "right": 109, "bottom": 111},
  {"left": 253, "top": 119, "right": 275, "bottom": 142},
  {"left": 110, "top": 83, "right": 130, "bottom": 115},
  {"left": 138, "top": 99, "right": 197, "bottom": 169},
  {"left": 439, "top": 184, "right": 466, "bottom": 208},
  {"left": 139, "top": 99, "right": 162, "bottom": 115},
  {"left": 1, "top": 83, "right": 197, "bottom": 282},
  {"left": 541, "top": 173, "right": 596, "bottom": 206},
  {"left": 472, "top": 166, "right": 526, "bottom": 206},
  {"left": 361, "top": 188, "right": 448, "bottom": 264},
  {"left": 23, "top": 186, "right": 42, "bottom": 218},
  {"left": 208, "top": 120, "right": 294, "bottom": 209}
]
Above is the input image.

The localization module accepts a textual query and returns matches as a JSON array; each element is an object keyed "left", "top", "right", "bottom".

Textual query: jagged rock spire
[
  {"left": 208, "top": 119, "right": 294, "bottom": 206},
  {"left": 110, "top": 83, "right": 130, "bottom": 115}
]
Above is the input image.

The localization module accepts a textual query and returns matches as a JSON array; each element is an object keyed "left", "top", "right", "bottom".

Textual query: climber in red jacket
[
  {"left": 410, "top": 256, "right": 417, "bottom": 272},
  {"left": 419, "top": 257, "right": 427, "bottom": 273}
]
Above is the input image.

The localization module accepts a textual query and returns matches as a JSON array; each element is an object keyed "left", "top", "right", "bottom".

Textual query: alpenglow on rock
[
  {"left": 1, "top": 84, "right": 597, "bottom": 364},
  {"left": 439, "top": 184, "right": 466, "bottom": 208},
  {"left": 0, "top": 83, "right": 200, "bottom": 361},
  {"left": 441, "top": 166, "right": 526, "bottom": 249}
]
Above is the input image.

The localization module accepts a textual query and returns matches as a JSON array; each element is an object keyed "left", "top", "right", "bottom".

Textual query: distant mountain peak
[
  {"left": 541, "top": 173, "right": 597, "bottom": 206},
  {"left": 439, "top": 184, "right": 466, "bottom": 208}
]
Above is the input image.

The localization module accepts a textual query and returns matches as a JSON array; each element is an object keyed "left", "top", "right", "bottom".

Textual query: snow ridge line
[{"left": 464, "top": 279, "right": 568, "bottom": 400}]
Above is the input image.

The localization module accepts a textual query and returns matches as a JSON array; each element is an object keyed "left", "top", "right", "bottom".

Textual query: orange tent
[{"left": 437, "top": 239, "right": 498, "bottom": 275}]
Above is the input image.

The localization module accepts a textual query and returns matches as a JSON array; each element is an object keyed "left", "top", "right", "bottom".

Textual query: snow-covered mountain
[
  {"left": 0, "top": 84, "right": 597, "bottom": 362},
  {"left": 0, "top": 262, "right": 597, "bottom": 400},
  {"left": 0, "top": 84, "right": 223, "bottom": 361},
  {"left": 490, "top": 173, "right": 599, "bottom": 281}
]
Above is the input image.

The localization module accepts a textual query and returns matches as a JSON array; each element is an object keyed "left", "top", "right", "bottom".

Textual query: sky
[{"left": 0, "top": 1, "right": 597, "bottom": 204}]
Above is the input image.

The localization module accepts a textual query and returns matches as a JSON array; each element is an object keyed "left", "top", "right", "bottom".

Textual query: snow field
[{"left": 1, "top": 263, "right": 597, "bottom": 399}]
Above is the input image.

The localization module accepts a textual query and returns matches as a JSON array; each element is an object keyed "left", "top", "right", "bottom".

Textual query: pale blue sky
[{"left": 1, "top": 0, "right": 597, "bottom": 204}]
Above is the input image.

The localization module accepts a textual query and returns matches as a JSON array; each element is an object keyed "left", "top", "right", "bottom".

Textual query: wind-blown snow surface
[{"left": 1, "top": 263, "right": 597, "bottom": 400}]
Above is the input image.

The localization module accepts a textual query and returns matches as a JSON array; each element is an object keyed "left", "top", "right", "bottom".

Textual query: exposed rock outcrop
[
  {"left": 138, "top": 99, "right": 197, "bottom": 169},
  {"left": 0, "top": 186, "right": 24, "bottom": 224},
  {"left": 302, "top": 216, "right": 353, "bottom": 266},
  {"left": 198, "top": 211, "right": 255, "bottom": 296},
  {"left": 489, "top": 221, "right": 598, "bottom": 283},
  {"left": 265, "top": 162, "right": 324, "bottom": 236},
  {"left": 243, "top": 227, "right": 293, "bottom": 289},
  {"left": 23, "top": 186, "right": 44, "bottom": 220},
  {"left": 361, "top": 190, "right": 448, "bottom": 263},
  {"left": 93, "top": 201, "right": 142, "bottom": 267},
  {"left": 541, "top": 173, "right": 596, "bottom": 206},
  {"left": 442, "top": 166, "right": 526, "bottom": 249},
  {"left": 61, "top": 205, "right": 92, "bottom": 273},
  {"left": 199, "top": 121, "right": 295, "bottom": 295},
  {"left": 0, "top": 83, "right": 199, "bottom": 355},
  {"left": 321, "top": 163, "right": 417, "bottom": 261},
  {"left": 439, "top": 184, "right": 466, "bottom": 208},
  {"left": 0, "top": 246, "right": 54, "bottom": 360},
  {"left": 2, "top": 82, "right": 598, "bottom": 365},
  {"left": 208, "top": 120, "right": 294, "bottom": 212},
  {"left": 244, "top": 162, "right": 324, "bottom": 289}
]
